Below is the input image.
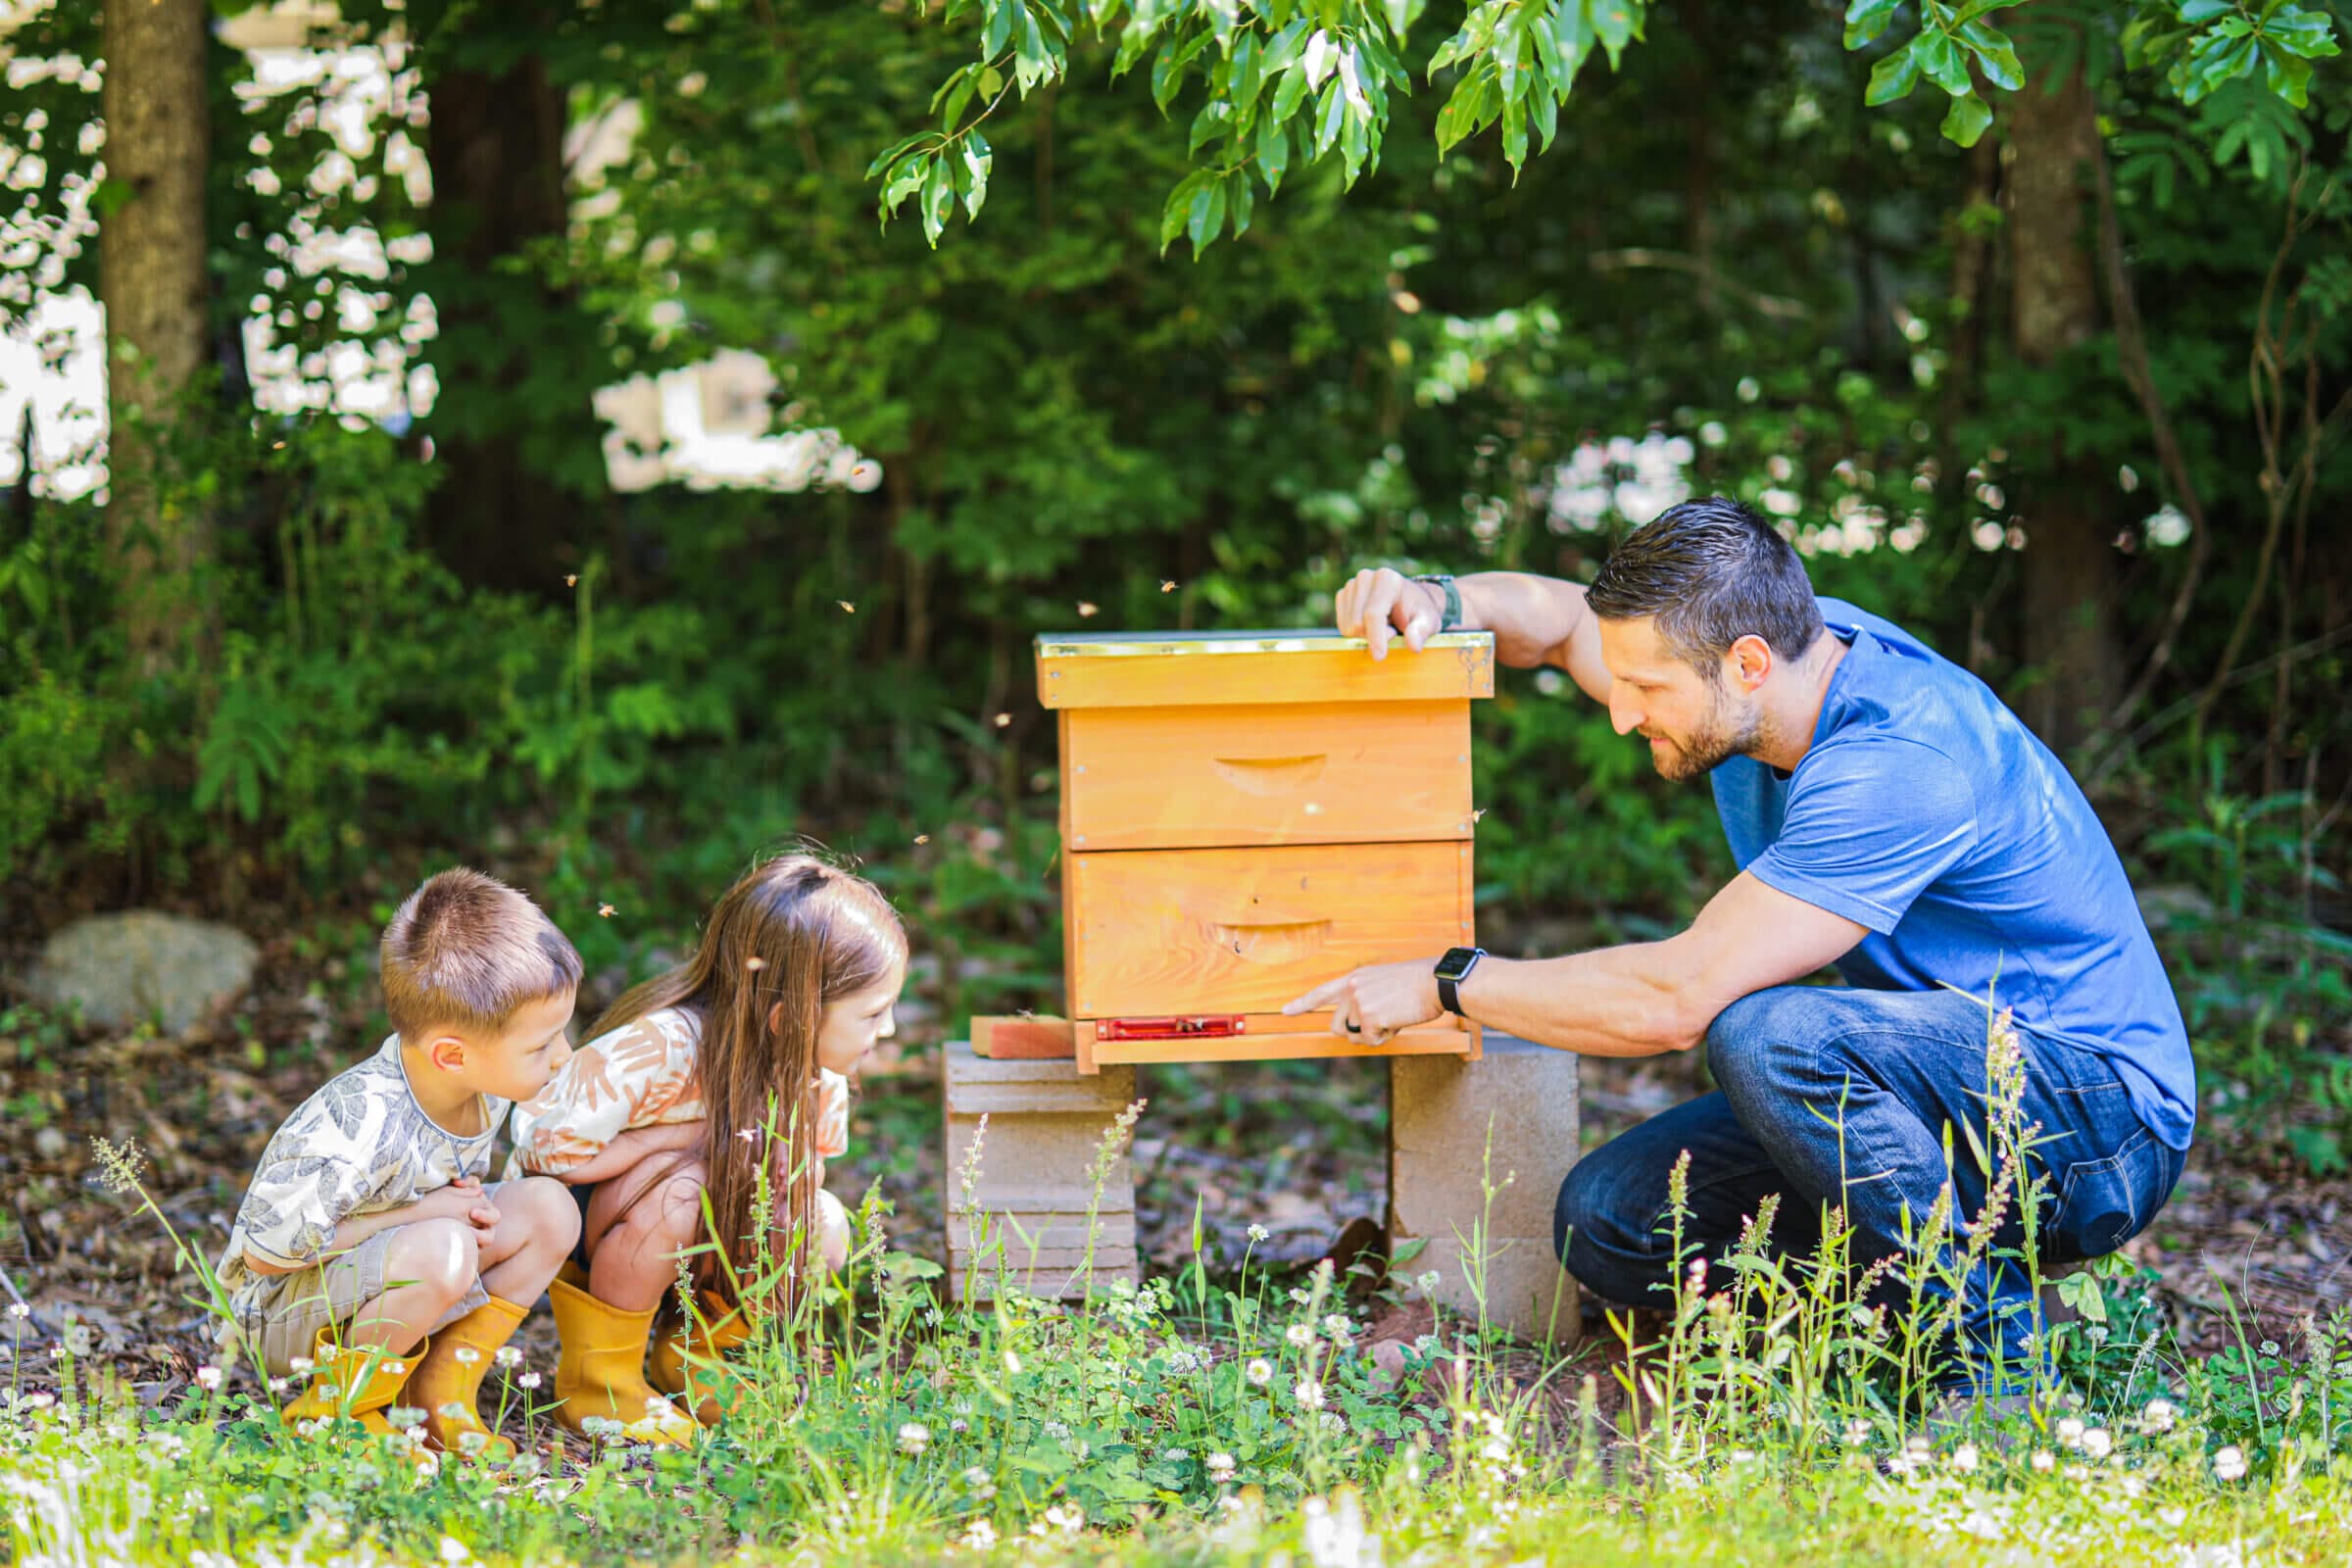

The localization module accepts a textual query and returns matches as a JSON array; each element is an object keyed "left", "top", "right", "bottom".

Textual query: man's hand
[
  {"left": 1336, "top": 567, "right": 1447, "bottom": 662},
  {"left": 413, "top": 1176, "right": 501, "bottom": 1235},
  {"left": 1283, "top": 959, "right": 1444, "bottom": 1045}
]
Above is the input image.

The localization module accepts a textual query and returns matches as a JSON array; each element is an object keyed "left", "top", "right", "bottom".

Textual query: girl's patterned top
[{"left": 508, "top": 1005, "right": 850, "bottom": 1177}]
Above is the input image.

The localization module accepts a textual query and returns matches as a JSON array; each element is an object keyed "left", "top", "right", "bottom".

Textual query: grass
[{"left": 10, "top": 1015, "right": 2352, "bottom": 1566}]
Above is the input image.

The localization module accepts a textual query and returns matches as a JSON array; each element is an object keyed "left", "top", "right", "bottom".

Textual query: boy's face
[
  {"left": 815, "top": 956, "right": 906, "bottom": 1077},
  {"left": 427, "top": 988, "right": 578, "bottom": 1102}
]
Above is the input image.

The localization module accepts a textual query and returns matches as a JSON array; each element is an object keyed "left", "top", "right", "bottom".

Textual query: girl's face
[{"left": 814, "top": 954, "right": 906, "bottom": 1076}]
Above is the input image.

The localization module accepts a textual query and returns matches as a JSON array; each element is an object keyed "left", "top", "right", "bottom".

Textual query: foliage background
[{"left": 0, "top": 0, "right": 2347, "bottom": 1163}]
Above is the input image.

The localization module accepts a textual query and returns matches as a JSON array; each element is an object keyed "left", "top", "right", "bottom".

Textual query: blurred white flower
[
  {"left": 1287, "top": 1325, "right": 1315, "bottom": 1348},
  {"left": 1247, "top": 1358, "right": 1274, "bottom": 1387},
  {"left": 898, "top": 1422, "right": 931, "bottom": 1456},
  {"left": 2214, "top": 1445, "right": 2248, "bottom": 1481},
  {"left": 1207, "top": 1451, "right": 1237, "bottom": 1482},
  {"left": 1294, "top": 1379, "right": 1326, "bottom": 1411},
  {"left": 195, "top": 1366, "right": 223, "bottom": 1391},
  {"left": 2140, "top": 1397, "right": 2178, "bottom": 1435},
  {"left": 1247, "top": 1224, "right": 1271, "bottom": 1243}
]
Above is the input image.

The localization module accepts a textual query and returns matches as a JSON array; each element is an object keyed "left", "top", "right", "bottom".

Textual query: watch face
[{"left": 1435, "top": 947, "right": 1481, "bottom": 981}]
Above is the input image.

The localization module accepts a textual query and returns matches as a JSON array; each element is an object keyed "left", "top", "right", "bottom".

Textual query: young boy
[{"left": 218, "top": 867, "right": 588, "bottom": 1460}]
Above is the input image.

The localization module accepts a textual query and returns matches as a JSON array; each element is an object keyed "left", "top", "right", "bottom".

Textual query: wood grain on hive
[{"left": 1036, "top": 628, "right": 1495, "bottom": 1071}]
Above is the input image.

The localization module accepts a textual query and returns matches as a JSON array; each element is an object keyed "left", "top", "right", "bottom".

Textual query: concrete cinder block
[
  {"left": 1391, "top": 1033, "right": 1581, "bottom": 1345},
  {"left": 945, "top": 1041, "right": 1140, "bottom": 1302}
]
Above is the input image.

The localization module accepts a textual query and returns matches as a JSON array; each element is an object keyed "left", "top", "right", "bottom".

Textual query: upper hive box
[{"left": 1036, "top": 628, "right": 1495, "bottom": 1070}]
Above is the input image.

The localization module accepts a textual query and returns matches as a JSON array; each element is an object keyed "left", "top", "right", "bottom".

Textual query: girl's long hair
[{"left": 588, "top": 852, "right": 906, "bottom": 1309}]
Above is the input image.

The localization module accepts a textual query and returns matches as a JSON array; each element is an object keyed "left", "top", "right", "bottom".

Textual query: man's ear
[
  {"left": 1727, "top": 633, "right": 1775, "bottom": 694},
  {"left": 426, "top": 1033, "right": 469, "bottom": 1073}
]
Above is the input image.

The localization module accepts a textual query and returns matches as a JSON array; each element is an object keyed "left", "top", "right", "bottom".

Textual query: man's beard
[{"left": 1644, "top": 686, "right": 1762, "bottom": 781}]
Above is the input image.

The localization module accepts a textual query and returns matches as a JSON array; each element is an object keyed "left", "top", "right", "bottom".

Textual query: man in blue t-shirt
[{"left": 1290, "top": 496, "right": 2192, "bottom": 1391}]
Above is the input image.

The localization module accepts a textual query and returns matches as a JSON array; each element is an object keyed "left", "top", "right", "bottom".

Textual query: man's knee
[
  {"left": 1705, "top": 987, "right": 1833, "bottom": 1100},
  {"left": 1553, "top": 1144, "right": 1648, "bottom": 1276}
]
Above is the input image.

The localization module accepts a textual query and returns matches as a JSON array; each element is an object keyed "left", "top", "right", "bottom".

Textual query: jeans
[{"left": 1553, "top": 985, "right": 2185, "bottom": 1387}]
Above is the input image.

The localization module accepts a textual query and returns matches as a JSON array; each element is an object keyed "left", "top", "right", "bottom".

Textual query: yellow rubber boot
[
  {"left": 548, "top": 1277, "right": 698, "bottom": 1446},
  {"left": 406, "top": 1296, "right": 528, "bottom": 1461},
  {"left": 280, "top": 1325, "right": 419, "bottom": 1441},
  {"left": 648, "top": 1289, "right": 757, "bottom": 1426}
]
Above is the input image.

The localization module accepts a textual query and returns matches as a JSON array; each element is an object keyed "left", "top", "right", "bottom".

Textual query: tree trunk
[
  {"left": 99, "top": 0, "right": 212, "bottom": 673},
  {"left": 2004, "top": 63, "right": 2121, "bottom": 754},
  {"left": 419, "top": 26, "right": 596, "bottom": 592}
]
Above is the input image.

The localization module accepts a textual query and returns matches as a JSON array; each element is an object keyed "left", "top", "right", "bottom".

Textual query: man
[{"left": 1287, "top": 496, "right": 2192, "bottom": 1390}]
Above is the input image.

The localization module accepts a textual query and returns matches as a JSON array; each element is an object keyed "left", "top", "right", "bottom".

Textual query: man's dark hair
[{"left": 1585, "top": 496, "right": 1825, "bottom": 673}]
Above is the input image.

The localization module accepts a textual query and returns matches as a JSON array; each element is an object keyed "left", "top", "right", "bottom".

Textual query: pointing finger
[{"left": 1284, "top": 976, "right": 1347, "bottom": 1015}]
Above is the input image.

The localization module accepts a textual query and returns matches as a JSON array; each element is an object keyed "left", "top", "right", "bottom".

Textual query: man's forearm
[
  {"left": 1456, "top": 573, "right": 1611, "bottom": 701},
  {"left": 1456, "top": 947, "right": 1709, "bottom": 1058}
]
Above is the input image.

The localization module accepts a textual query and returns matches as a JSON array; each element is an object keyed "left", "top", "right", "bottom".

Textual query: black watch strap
[
  {"left": 1412, "top": 573, "right": 1461, "bottom": 632},
  {"left": 1435, "top": 946, "right": 1485, "bottom": 1016}
]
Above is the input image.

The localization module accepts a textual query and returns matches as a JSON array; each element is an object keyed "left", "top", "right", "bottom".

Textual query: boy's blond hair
[{"left": 380, "top": 868, "right": 582, "bottom": 1039}]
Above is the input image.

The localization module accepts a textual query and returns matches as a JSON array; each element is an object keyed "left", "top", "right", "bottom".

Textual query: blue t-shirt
[{"left": 1711, "top": 599, "right": 2195, "bottom": 1150}]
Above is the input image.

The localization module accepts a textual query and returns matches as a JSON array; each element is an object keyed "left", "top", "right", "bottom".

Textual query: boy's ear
[{"left": 426, "top": 1033, "right": 470, "bottom": 1073}]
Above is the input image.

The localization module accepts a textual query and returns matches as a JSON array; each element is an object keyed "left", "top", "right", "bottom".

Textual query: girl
[{"left": 509, "top": 853, "right": 906, "bottom": 1440}]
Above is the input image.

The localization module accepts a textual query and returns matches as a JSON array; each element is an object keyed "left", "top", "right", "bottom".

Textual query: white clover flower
[
  {"left": 1294, "top": 1378, "right": 1325, "bottom": 1410},
  {"left": 1843, "top": 1418, "right": 1873, "bottom": 1446},
  {"left": 1207, "top": 1451, "right": 1237, "bottom": 1482},
  {"left": 388, "top": 1405, "right": 427, "bottom": 1429},
  {"left": 383, "top": 1360, "right": 408, "bottom": 1377},
  {"left": 5, "top": 1302, "right": 27, "bottom": 1319},
  {"left": 1286, "top": 1324, "right": 1315, "bottom": 1348},
  {"left": 2140, "top": 1397, "right": 2178, "bottom": 1435},
  {"left": 457, "top": 1431, "right": 489, "bottom": 1455},
  {"left": 2056, "top": 1416, "right": 2085, "bottom": 1447},
  {"left": 438, "top": 1536, "right": 470, "bottom": 1564},
  {"left": 2082, "top": 1427, "right": 2113, "bottom": 1459},
  {"left": 2214, "top": 1445, "right": 2248, "bottom": 1482},
  {"left": 1247, "top": 1224, "right": 1270, "bottom": 1243},
  {"left": 493, "top": 1347, "right": 522, "bottom": 1368},
  {"left": 1949, "top": 1443, "right": 1980, "bottom": 1475},
  {"left": 2030, "top": 1449, "right": 2055, "bottom": 1474},
  {"left": 1481, "top": 1438, "right": 1509, "bottom": 1463},
  {"left": 438, "top": 1402, "right": 470, "bottom": 1422},
  {"left": 1316, "top": 1411, "right": 1347, "bottom": 1435},
  {"left": 950, "top": 1418, "right": 969, "bottom": 1434},
  {"left": 268, "top": 1377, "right": 289, "bottom": 1395},
  {"left": 1159, "top": 1446, "right": 1190, "bottom": 1463},
  {"left": 195, "top": 1365, "right": 223, "bottom": 1391},
  {"left": 898, "top": 1422, "right": 931, "bottom": 1456},
  {"left": 1414, "top": 1269, "right": 1442, "bottom": 1295},
  {"left": 962, "top": 1520, "right": 997, "bottom": 1549},
  {"left": 2260, "top": 1340, "right": 2280, "bottom": 1356},
  {"left": 1042, "top": 1419, "right": 1069, "bottom": 1439},
  {"left": 516, "top": 1372, "right": 542, "bottom": 1391},
  {"left": 963, "top": 1465, "right": 992, "bottom": 1487},
  {"left": 1289, "top": 1288, "right": 1311, "bottom": 1305},
  {"left": 288, "top": 1355, "right": 315, "bottom": 1374},
  {"left": 1044, "top": 1501, "right": 1085, "bottom": 1534},
  {"left": 1247, "top": 1358, "right": 1274, "bottom": 1387}
]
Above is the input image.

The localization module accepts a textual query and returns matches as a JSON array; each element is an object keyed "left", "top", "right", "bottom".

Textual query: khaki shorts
[{"left": 238, "top": 1226, "right": 491, "bottom": 1378}]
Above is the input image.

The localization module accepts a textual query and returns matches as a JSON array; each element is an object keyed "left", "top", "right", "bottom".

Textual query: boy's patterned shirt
[
  {"left": 217, "top": 1038, "right": 508, "bottom": 1325},
  {"left": 508, "top": 1005, "right": 850, "bottom": 1177}
]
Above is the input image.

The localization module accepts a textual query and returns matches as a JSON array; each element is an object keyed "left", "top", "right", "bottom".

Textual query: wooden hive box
[{"left": 1036, "top": 628, "right": 1495, "bottom": 1071}]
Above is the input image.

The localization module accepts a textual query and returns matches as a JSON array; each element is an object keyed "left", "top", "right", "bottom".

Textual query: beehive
[{"left": 1035, "top": 628, "right": 1496, "bottom": 1071}]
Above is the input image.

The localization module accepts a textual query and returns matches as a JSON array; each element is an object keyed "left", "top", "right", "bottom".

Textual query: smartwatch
[
  {"left": 1434, "top": 946, "right": 1485, "bottom": 1016},
  {"left": 1411, "top": 573, "right": 1462, "bottom": 632}
]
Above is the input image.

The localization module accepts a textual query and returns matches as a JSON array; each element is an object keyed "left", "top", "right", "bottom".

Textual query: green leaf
[
  {"left": 1315, "top": 77, "right": 1347, "bottom": 154},
  {"left": 921, "top": 156, "right": 954, "bottom": 246},
  {"left": 1941, "top": 89, "right": 1992, "bottom": 146},
  {"left": 1231, "top": 29, "right": 1264, "bottom": 111},
  {"left": 960, "top": 130, "right": 993, "bottom": 218},
  {"left": 1257, "top": 113, "right": 1292, "bottom": 190},
  {"left": 1551, "top": 0, "right": 1594, "bottom": 79},
  {"left": 1530, "top": 67, "right": 1559, "bottom": 148},
  {"left": 1843, "top": 0, "right": 1901, "bottom": 50},
  {"left": 2178, "top": 0, "right": 2231, "bottom": 23},
  {"left": 864, "top": 131, "right": 931, "bottom": 180},
  {"left": 1272, "top": 59, "right": 1310, "bottom": 121},
  {"left": 1501, "top": 92, "right": 1528, "bottom": 173},
  {"left": 1187, "top": 173, "right": 1228, "bottom": 254},
  {"left": 984, "top": 0, "right": 1015, "bottom": 58},
  {"left": 1159, "top": 169, "right": 1210, "bottom": 253},
  {"left": 1865, "top": 42, "right": 1921, "bottom": 104},
  {"left": 1229, "top": 170, "right": 1256, "bottom": 236},
  {"left": 1956, "top": 20, "right": 2023, "bottom": 91},
  {"left": 1590, "top": 0, "right": 1638, "bottom": 68},
  {"left": 1916, "top": 32, "right": 1971, "bottom": 95}
]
